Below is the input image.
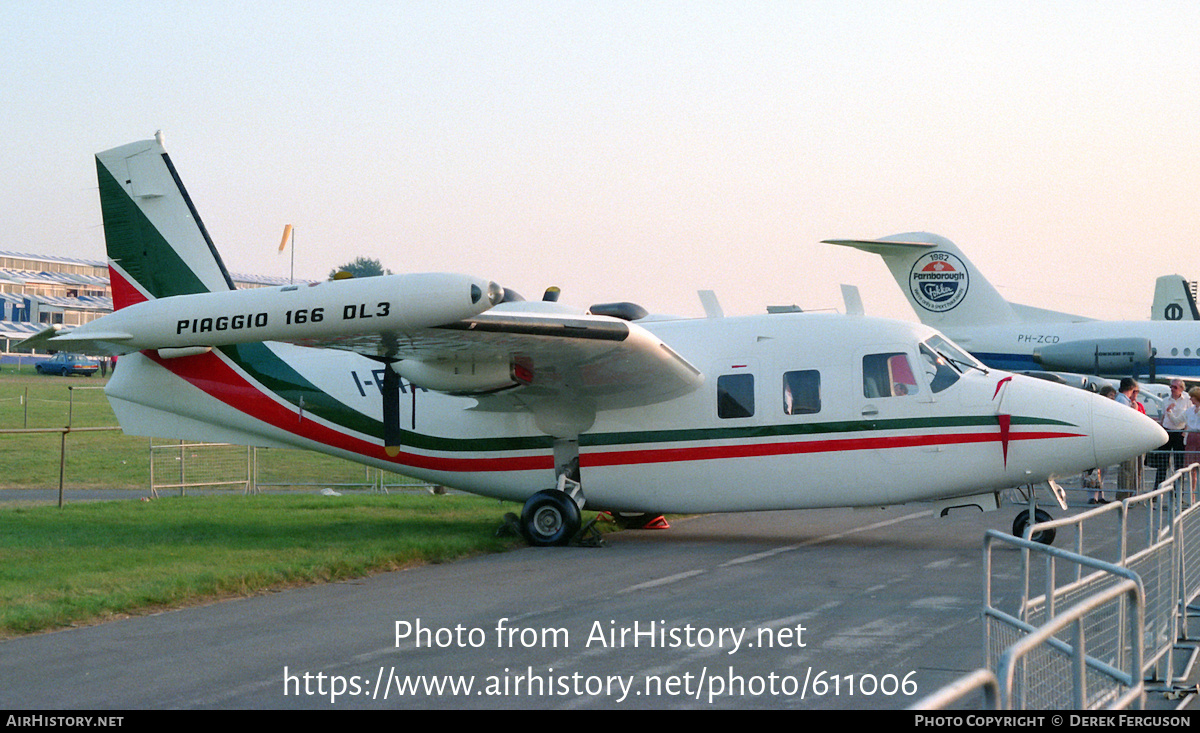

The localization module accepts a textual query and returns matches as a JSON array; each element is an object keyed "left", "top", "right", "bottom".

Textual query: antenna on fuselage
[
  {"left": 841, "top": 284, "right": 864, "bottom": 316},
  {"left": 698, "top": 290, "right": 723, "bottom": 318}
]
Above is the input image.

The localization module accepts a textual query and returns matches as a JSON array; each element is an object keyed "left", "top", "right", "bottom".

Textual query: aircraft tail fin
[
  {"left": 96, "top": 133, "right": 236, "bottom": 310},
  {"left": 1151, "top": 274, "right": 1199, "bottom": 321},
  {"left": 824, "top": 232, "right": 1086, "bottom": 329}
]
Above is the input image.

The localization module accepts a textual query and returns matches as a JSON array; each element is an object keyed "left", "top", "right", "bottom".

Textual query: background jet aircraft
[
  {"left": 1151, "top": 274, "right": 1199, "bottom": 321},
  {"left": 828, "top": 233, "right": 1200, "bottom": 381},
  {"left": 25, "top": 141, "right": 1166, "bottom": 546}
]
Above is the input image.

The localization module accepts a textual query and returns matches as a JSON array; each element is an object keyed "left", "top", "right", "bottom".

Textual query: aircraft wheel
[
  {"left": 520, "top": 490, "right": 580, "bottom": 547},
  {"left": 1012, "top": 508, "right": 1056, "bottom": 545}
]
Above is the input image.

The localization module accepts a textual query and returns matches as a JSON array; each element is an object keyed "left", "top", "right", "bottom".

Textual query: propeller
[{"left": 382, "top": 364, "right": 402, "bottom": 456}]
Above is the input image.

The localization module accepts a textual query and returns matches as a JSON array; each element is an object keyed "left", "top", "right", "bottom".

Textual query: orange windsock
[{"left": 279, "top": 224, "right": 293, "bottom": 252}]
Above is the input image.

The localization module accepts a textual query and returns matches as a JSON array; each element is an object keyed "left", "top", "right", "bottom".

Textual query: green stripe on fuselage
[{"left": 221, "top": 343, "right": 1076, "bottom": 455}]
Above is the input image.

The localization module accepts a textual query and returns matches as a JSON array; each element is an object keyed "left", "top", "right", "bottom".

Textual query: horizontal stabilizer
[
  {"left": 17, "top": 325, "right": 133, "bottom": 356},
  {"left": 822, "top": 238, "right": 935, "bottom": 256},
  {"left": 16, "top": 326, "right": 63, "bottom": 353}
]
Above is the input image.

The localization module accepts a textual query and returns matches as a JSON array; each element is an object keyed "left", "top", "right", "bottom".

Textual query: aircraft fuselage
[
  {"left": 104, "top": 311, "right": 1158, "bottom": 515},
  {"left": 942, "top": 319, "right": 1200, "bottom": 378}
]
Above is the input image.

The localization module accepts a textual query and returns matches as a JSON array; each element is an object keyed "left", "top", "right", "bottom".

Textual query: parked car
[{"left": 35, "top": 353, "right": 99, "bottom": 377}]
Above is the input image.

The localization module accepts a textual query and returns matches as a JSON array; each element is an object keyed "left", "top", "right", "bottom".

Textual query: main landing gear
[
  {"left": 520, "top": 478, "right": 583, "bottom": 547},
  {"left": 519, "top": 437, "right": 586, "bottom": 547}
]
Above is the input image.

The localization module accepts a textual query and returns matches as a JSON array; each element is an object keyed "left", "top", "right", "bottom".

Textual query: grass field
[
  {"left": 0, "top": 366, "right": 577, "bottom": 637},
  {"left": 0, "top": 365, "right": 429, "bottom": 492},
  {"left": 0, "top": 492, "right": 528, "bottom": 637},
  {"left": 0, "top": 365, "right": 149, "bottom": 489}
]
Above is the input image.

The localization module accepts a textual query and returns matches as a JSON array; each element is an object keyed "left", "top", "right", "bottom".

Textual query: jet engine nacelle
[{"left": 1032, "top": 338, "right": 1154, "bottom": 376}]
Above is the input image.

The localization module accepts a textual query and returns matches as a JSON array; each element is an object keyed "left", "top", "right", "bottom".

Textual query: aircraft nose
[{"left": 1090, "top": 394, "right": 1168, "bottom": 468}]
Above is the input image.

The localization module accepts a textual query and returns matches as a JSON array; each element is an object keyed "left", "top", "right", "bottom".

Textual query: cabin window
[
  {"left": 783, "top": 370, "right": 821, "bottom": 414},
  {"left": 717, "top": 374, "right": 755, "bottom": 418},
  {"left": 863, "top": 352, "right": 920, "bottom": 398}
]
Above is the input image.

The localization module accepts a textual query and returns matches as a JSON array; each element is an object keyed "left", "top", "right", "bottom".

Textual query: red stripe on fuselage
[
  {"left": 150, "top": 350, "right": 1084, "bottom": 474},
  {"left": 581, "top": 430, "right": 1081, "bottom": 467},
  {"left": 147, "top": 349, "right": 551, "bottom": 472}
]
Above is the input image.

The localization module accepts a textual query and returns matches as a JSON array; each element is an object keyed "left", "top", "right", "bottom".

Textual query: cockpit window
[
  {"left": 924, "top": 335, "right": 983, "bottom": 373},
  {"left": 919, "top": 343, "right": 960, "bottom": 393},
  {"left": 863, "top": 352, "right": 920, "bottom": 398}
]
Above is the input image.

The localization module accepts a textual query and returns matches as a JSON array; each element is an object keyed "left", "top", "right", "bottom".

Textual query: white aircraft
[
  {"left": 828, "top": 233, "right": 1200, "bottom": 381},
  {"left": 1151, "top": 274, "right": 1198, "bottom": 321},
  {"left": 25, "top": 139, "right": 1166, "bottom": 546}
]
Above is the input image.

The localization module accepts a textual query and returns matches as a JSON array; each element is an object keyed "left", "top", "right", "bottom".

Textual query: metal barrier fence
[
  {"left": 1018, "top": 482, "right": 1181, "bottom": 683},
  {"left": 981, "top": 532, "right": 1146, "bottom": 709},
  {"left": 995, "top": 577, "right": 1145, "bottom": 709},
  {"left": 148, "top": 440, "right": 437, "bottom": 496},
  {"left": 251, "top": 445, "right": 432, "bottom": 492},
  {"left": 1027, "top": 465, "right": 1200, "bottom": 681},
  {"left": 1171, "top": 466, "right": 1200, "bottom": 641},
  {"left": 919, "top": 465, "right": 1200, "bottom": 710},
  {"left": 149, "top": 440, "right": 253, "bottom": 496},
  {"left": 0, "top": 424, "right": 125, "bottom": 507},
  {"left": 909, "top": 669, "right": 1000, "bottom": 710}
]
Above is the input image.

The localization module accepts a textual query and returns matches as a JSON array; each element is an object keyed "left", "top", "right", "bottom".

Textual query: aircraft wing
[
  {"left": 292, "top": 308, "right": 704, "bottom": 412},
  {"left": 24, "top": 268, "right": 703, "bottom": 414}
]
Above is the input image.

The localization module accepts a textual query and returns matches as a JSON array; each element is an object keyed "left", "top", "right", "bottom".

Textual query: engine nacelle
[
  {"left": 395, "top": 359, "right": 517, "bottom": 394},
  {"left": 1032, "top": 338, "right": 1153, "bottom": 376}
]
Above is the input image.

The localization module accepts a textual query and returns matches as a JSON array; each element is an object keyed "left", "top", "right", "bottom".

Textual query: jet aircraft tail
[
  {"left": 1151, "top": 274, "right": 1199, "bottom": 321},
  {"left": 824, "top": 232, "right": 1091, "bottom": 329},
  {"left": 96, "top": 133, "right": 236, "bottom": 310}
]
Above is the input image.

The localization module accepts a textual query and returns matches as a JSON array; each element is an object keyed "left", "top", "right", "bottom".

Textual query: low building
[{"left": 0, "top": 250, "right": 294, "bottom": 354}]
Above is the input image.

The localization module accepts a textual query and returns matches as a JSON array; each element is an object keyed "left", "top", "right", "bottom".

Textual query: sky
[{"left": 1, "top": 1, "right": 1198, "bottom": 322}]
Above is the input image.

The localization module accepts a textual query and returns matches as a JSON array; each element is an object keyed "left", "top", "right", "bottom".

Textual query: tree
[{"left": 328, "top": 256, "right": 391, "bottom": 279}]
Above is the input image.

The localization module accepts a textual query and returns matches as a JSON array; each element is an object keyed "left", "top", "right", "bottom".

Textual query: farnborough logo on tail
[{"left": 909, "top": 252, "right": 969, "bottom": 312}]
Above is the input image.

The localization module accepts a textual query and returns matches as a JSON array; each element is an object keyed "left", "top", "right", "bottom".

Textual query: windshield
[
  {"left": 919, "top": 344, "right": 960, "bottom": 393},
  {"left": 924, "top": 335, "right": 985, "bottom": 373},
  {"left": 918, "top": 334, "right": 985, "bottom": 394}
]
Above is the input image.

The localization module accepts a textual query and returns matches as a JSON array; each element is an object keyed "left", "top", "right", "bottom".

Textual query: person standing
[
  {"left": 1116, "top": 378, "right": 1143, "bottom": 498},
  {"left": 1116, "top": 377, "right": 1139, "bottom": 408},
  {"left": 1086, "top": 385, "right": 1119, "bottom": 504},
  {"left": 1156, "top": 379, "right": 1190, "bottom": 485},
  {"left": 1187, "top": 387, "right": 1200, "bottom": 469}
]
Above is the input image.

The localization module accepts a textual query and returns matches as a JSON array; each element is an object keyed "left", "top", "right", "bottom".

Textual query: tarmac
[{"left": 1, "top": 477, "right": 1197, "bottom": 710}]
